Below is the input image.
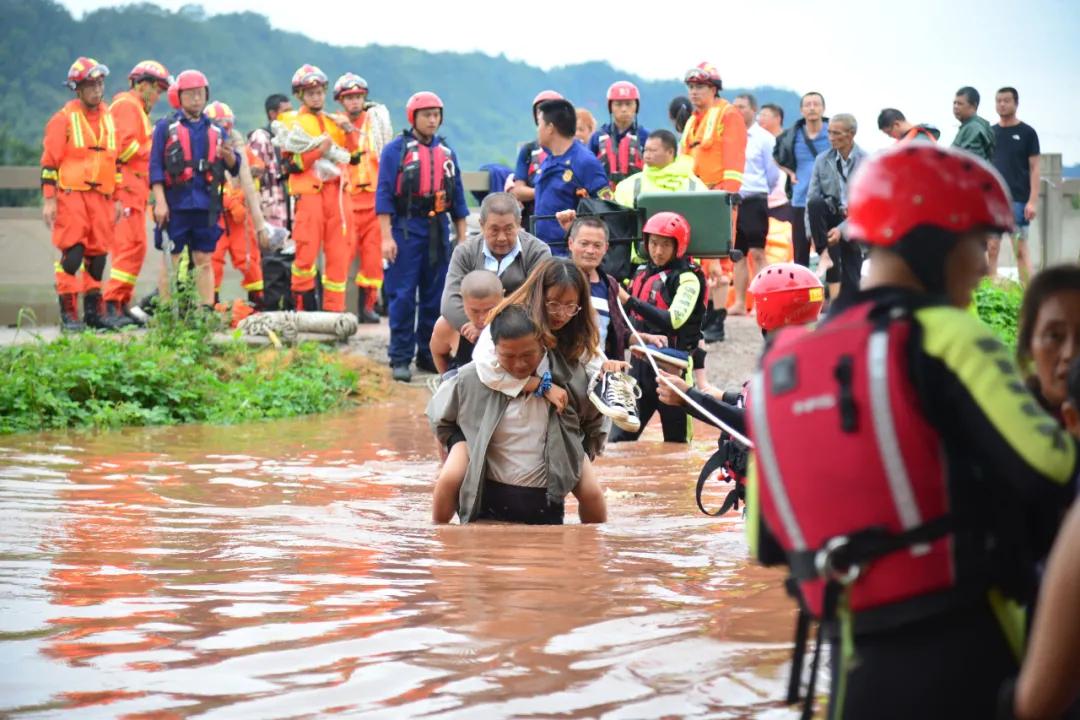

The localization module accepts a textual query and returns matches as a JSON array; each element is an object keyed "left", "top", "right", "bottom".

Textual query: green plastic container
[{"left": 637, "top": 191, "right": 733, "bottom": 258}]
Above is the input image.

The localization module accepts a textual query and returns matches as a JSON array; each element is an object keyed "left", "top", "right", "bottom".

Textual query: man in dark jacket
[
  {"left": 773, "top": 92, "right": 829, "bottom": 268},
  {"left": 566, "top": 216, "right": 633, "bottom": 362},
  {"left": 951, "top": 86, "right": 995, "bottom": 161}
]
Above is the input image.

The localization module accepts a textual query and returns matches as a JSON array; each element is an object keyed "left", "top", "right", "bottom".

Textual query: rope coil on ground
[{"left": 238, "top": 311, "right": 359, "bottom": 343}]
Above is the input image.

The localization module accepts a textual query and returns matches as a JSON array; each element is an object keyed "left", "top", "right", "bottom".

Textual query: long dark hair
[
  {"left": 488, "top": 258, "right": 599, "bottom": 362},
  {"left": 1017, "top": 264, "right": 1080, "bottom": 377}
]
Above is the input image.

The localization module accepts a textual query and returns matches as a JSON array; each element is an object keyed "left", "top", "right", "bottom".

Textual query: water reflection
[{"left": 1, "top": 394, "right": 797, "bottom": 718}]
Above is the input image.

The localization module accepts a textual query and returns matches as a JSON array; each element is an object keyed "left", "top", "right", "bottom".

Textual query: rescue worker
[
  {"left": 876, "top": 108, "right": 940, "bottom": 143},
  {"left": 334, "top": 73, "right": 386, "bottom": 323},
  {"left": 283, "top": 64, "right": 351, "bottom": 312},
  {"left": 589, "top": 81, "right": 650, "bottom": 188},
  {"left": 613, "top": 212, "right": 707, "bottom": 443},
  {"left": 102, "top": 59, "right": 171, "bottom": 327},
  {"left": 41, "top": 57, "right": 125, "bottom": 331},
  {"left": 204, "top": 101, "right": 265, "bottom": 307},
  {"left": 679, "top": 62, "right": 746, "bottom": 192},
  {"left": 746, "top": 144, "right": 1078, "bottom": 719},
  {"left": 149, "top": 69, "right": 240, "bottom": 308},
  {"left": 376, "top": 91, "right": 468, "bottom": 383},
  {"left": 511, "top": 90, "right": 563, "bottom": 229}
]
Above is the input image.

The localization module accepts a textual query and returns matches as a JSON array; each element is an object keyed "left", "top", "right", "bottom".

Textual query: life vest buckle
[{"left": 814, "top": 535, "right": 862, "bottom": 586}]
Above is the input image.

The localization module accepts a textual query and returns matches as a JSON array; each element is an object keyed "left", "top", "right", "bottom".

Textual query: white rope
[
  {"left": 238, "top": 311, "right": 359, "bottom": 343},
  {"left": 614, "top": 295, "right": 754, "bottom": 449}
]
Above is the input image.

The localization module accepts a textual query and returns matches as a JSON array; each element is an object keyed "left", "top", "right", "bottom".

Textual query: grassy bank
[
  {"left": 974, "top": 278, "right": 1024, "bottom": 348},
  {"left": 0, "top": 308, "right": 388, "bottom": 434}
]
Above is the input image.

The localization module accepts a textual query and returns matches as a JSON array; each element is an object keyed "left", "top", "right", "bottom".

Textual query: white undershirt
[{"left": 485, "top": 354, "right": 550, "bottom": 488}]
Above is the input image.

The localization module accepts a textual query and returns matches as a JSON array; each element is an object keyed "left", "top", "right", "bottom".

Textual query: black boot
[
  {"left": 292, "top": 289, "right": 318, "bottom": 312},
  {"left": 83, "top": 291, "right": 117, "bottom": 330},
  {"left": 247, "top": 290, "right": 264, "bottom": 312},
  {"left": 105, "top": 300, "right": 136, "bottom": 329},
  {"left": 58, "top": 293, "right": 85, "bottom": 332},
  {"left": 702, "top": 306, "right": 727, "bottom": 343},
  {"left": 355, "top": 288, "right": 380, "bottom": 324}
]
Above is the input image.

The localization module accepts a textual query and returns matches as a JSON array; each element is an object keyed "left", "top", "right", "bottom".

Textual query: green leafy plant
[{"left": 974, "top": 278, "right": 1024, "bottom": 347}]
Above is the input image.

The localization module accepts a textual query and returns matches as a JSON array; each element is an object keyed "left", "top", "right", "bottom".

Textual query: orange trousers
[
  {"left": 349, "top": 192, "right": 382, "bottom": 310},
  {"left": 212, "top": 217, "right": 264, "bottom": 294},
  {"left": 291, "top": 181, "right": 349, "bottom": 312},
  {"left": 52, "top": 190, "right": 113, "bottom": 295},
  {"left": 103, "top": 205, "right": 147, "bottom": 304}
]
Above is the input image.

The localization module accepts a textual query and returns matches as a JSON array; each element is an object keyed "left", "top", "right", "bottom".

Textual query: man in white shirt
[{"left": 730, "top": 94, "right": 780, "bottom": 315}]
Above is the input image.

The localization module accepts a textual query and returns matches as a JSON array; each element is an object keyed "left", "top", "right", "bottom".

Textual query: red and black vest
[
  {"left": 749, "top": 300, "right": 957, "bottom": 622},
  {"left": 163, "top": 117, "right": 223, "bottom": 188},
  {"left": 525, "top": 141, "right": 547, "bottom": 186},
  {"left": 596, "top": 127, "right": 644, "bottom": 186},
  {"left": 394, "top": 132, "right": 457, "bottom": 216},
  {"left": 628, "top": 260, "right": 707, "bottom": 350}
]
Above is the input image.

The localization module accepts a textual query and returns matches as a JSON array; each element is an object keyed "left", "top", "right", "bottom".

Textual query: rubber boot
[
  {"left": 83, "top": 291, "right": 119, "bottom": 330},
  {"left": 57, "top": 293, "right": 85, "bottom": 333},
  {"left": 375, "top": 286, "right": 386, "bottom": 316},
  {"left": 292, "top": 289, "right": 318, "bottom": 312},
  {"left": 702, "top": 306, "right": 727, "bottom": 343},
  {"left": 105, "top": 300, "right": 136, "bottom": 329},
  {"left": 356, "top": 288, "right": 380, "bottom": 324},
  {"left": 247, "top": 290, "right": 264, "bottom": 312}
]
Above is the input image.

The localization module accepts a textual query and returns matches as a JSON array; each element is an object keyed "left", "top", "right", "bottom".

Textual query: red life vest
[
  {"left": 597, "top": 129, "right": 644, "bottom": 185},
  {"left": 748, "top": 301, "right": 955, "bottom": 619},
  {"left": 526, "top": 142, "right": 547, "bottom": 186},
  {"left": 163, "top": 117, "right": 222, "bottom": 187},
  {"left": 628, "top": 261, "right": 707, "bottom": 349},
  {"left": 394, "top": 133, "right": 457, "bottom": 216}
]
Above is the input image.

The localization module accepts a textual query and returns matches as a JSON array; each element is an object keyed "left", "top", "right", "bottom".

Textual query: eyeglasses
[{"left": 545, "top": 301, "right": 581, "bottom": 317}]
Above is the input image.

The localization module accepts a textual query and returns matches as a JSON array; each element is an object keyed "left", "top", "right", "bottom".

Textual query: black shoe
[
  {"left": 391, "top": 364, "right": 412, "bottom": 383},
  {"left": 414, "top": 355, "right": 438, "bottom": 374},
  {"left": 247, "top": 290, "right": 264, "bottom": 312},
  {"left": 702, "top": 307, "right": 727, "bottom": 343},
  {"left": 293, "top": 290, "right": 319, "bottom": 312},
  {"left": 137, "top": 289, "right": 159, "bottom": 316},
  {"left": 356, "top": 289, "right": 380, "bottom": 324},
  {"left": 83, "top": 291, "right": 118, "bottom": 330},
  {"left": 58, "top": 293, "right": 85, "bottom": 332},
  {"left": 105, "top": 300, "right": 136, "bottom": 329}
]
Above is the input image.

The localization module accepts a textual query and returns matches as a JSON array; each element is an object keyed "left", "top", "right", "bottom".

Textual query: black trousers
[
  {"left": 610, "top": 356, "right": 689, "bottom": 443},
  {"left": 261, "top": 250, "right": 295, "bottom": 311},
  {"left": 807, "top": 198, "right": 863, "bottom": 304},
  {"left": 476, "top": 479, "right": 564, "bottom": 524},
  {"left": 791, "top": 206, "right": 810, "bottom": 267}
]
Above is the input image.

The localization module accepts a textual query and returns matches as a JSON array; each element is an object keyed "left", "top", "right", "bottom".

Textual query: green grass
[
  {"left": 974, "top": 278, "right": 1024, "bottom": 348},
  {"left": 0, "top": 297, "right": 385, "bottom": 434}
]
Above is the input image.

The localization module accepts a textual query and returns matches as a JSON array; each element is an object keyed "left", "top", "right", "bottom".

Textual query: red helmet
[
  {"left": 406, "top": 91, "right": 444, "bottom": 126},
  {"left": 846, "top": 144, "right": 1015, "bottom": 246},
  {"left": 607, "top": 80, "right": 640, "bottom": 111},
  {"left": 291, "top": 64, "right": 328, "bottom": 93},
  {"left": 684, "top": 62, "right": 722, "bottom": 90},
  {"left": 333, "top": 73, "right": 368, "bottom": 101},
  {"left": 749, "top": 263, "right": 825, "bottom": 331},
  {"left": 205, "top": 100, "right": 235, "bottom": 128},
  {"left": 128, "top": 59, "right": 171, "bottom": 89},
  {"left": 168, "top": 69, "right": 209, "bottom": 109},
  {"left": 642, "top": 211, "right": 691, "bottom": 258},
  {"left": 66, "top": 57, "right": 109, "bottom": 91},
  {"left": 532, "top": 89, "right": 563, "bottom": 109}
]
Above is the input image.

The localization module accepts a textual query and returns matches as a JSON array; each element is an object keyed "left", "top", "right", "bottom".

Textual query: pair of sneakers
[{"left": 588, "top": 371, "right": 642, "bottom": 433}]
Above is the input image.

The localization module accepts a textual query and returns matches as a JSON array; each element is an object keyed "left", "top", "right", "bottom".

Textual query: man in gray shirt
[
  {"left": 440, "top": 192, "right": 551, "bottom": 345},
  {"left": 806, "top": 113, "right": 868, "bottom": 305}
]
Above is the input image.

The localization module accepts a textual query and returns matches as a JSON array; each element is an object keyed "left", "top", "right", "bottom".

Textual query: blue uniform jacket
[
  {"left": 375, "top": 131, "right": 469, "bottom": 236},
  {"left": 533, "top": 140, "right": 610, "bottom": 246},
  {"left": 149, "top": 112, "right": 238, "bottom": 212},
  {"left": 588, "top": 122, "right": 650, "bottom": 157}
]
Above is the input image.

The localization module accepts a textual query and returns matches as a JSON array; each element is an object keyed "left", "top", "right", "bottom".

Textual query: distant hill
[
  {"left": 0, "top": 0, "right": 802, "bottom": 170},
  {"left": 1065, "top": 164, "right": 1080, "bottom": 179}
]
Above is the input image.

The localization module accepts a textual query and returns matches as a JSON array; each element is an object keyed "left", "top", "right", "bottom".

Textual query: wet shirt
[
  {"left": 149, "top": 112, "right": 239, "bottom": 212},
  {"left": 791, "top": 122, "right": 828, "bottom": 207},
  {"left": 533, "top": 140, "right": 610, "bottom": 248},
  {"left": 992, "top": 121, "right": 1040, "bottom": 203},
  {"left": 486, "top": 354, "right": 551, "bottom": 488}
]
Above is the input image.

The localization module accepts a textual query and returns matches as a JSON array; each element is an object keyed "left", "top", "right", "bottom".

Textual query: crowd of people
[{"left": 39, "top": 54, "right": 1080, "bottom": 718}]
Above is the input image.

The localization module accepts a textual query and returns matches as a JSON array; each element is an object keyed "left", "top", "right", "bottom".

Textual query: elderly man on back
[
  {"left": 440, "top": 192, "right": 551, "bottom": 343},
  {"left": 805, "top": 113, "right": 868, "bottom": 305}
]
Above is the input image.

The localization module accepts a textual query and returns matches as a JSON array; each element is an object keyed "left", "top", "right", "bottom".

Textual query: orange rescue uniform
[
  {"left": 103, "top": 89, "right": 152, "bottom": 304},
  {"left": 679, "top": 98, "right": 747, "bottom": 192},
  {"left": 344, "top": 110, "right": 382, "bottom": 309},
  {"left": 41, "top": 99, "right": 120, "bottom": 294},
  {"left": 284, "top": 106, "right": 349, "bottom": 312},
  {"left": 212, "top": 147, "right": 265, "bottom": 296}
]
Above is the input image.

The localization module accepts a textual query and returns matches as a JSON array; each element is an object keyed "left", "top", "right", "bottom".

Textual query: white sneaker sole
[{"left": 589, "top": 390, "right": 630, "bottom": 422}]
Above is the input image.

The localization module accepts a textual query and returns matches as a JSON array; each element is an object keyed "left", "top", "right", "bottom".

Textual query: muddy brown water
[{"left": 0, "top": 390, "right": 800, "bottom": 719}]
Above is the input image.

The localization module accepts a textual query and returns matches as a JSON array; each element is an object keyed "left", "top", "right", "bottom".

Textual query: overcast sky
[{"left": 60, "top": 0, "right": 1080, "bottom": 163}]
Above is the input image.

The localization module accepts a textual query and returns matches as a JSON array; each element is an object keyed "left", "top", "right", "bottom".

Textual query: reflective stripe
[
  {"left": 41, "top": 168, "right": 59, "bottom": 183},
  {"left": 749, "top": 372, "right": 806, "bottom": 550},
  {"left": 69, "top": 112, "right": 85, "bottom": 148},
  {"left": 242, "top": 279, "right": 265, "bottom": 291},
  {"left": 867, "top": 329, "right": 929, "bottom": 556},
  {"left": 291, "top": 263, "right": 318, "bottom": 278},
  {"left": 108, "top": 268, "right": 139, "bottom": 285},
  {"left": 322, "top": 276, "right": 347, "bottom": 293},
  {"left": 354, "top": 273, "right": 383, "bottom": 289},
  {"left": 118, "top": 139, "right": 140, "bottom": 163},
  {"left": 722, "top": 170, "right": 744, "bottom": 181}
]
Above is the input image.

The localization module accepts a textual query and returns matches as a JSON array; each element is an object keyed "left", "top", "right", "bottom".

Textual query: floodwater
[{"left": 0, "top": 390, "right": 799, "bottom": 719}]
